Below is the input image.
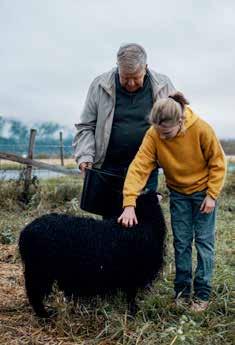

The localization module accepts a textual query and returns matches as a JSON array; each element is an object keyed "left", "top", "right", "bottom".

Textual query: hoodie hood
[{"left": 183, "top": 106, "right": 199, "bottom": 130}]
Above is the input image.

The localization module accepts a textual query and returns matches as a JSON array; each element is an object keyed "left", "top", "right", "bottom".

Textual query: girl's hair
[{"left": 149, "top": 91, "right": 190, "bottom": 126}]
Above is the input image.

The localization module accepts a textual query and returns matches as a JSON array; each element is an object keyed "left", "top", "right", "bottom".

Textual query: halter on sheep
[{"left": 19, "top": 191, "right": 167, "bottom": 317}]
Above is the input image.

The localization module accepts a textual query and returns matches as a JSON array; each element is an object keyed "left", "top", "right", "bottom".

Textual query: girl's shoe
[
  {"left": 190, "top": 298, "right": 209, "bottom": 312},
  {"left": 156, "top": 192, "right": 163, "bottom": 202}
]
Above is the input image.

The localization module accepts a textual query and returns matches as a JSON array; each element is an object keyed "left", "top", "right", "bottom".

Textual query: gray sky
[{"left": 0, "top": 0, "right": 234, "bottom": 138}]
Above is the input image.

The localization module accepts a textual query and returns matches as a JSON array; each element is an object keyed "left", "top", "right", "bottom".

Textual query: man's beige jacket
[{"left": 73, "top": 68, "right": 175, "bottom": 168}]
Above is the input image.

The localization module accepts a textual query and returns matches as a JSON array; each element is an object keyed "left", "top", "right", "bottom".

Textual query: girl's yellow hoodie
[{"left": 123, "top": 107, "right": 226, "bottom": 207}]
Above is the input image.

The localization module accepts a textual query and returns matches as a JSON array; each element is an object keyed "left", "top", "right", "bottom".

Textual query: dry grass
[
  {"left": 0, "top": 158, "right": 77, "bottom": 170},
  {"left": 0, "top": 174, "right": 234, "bottom": 344}
]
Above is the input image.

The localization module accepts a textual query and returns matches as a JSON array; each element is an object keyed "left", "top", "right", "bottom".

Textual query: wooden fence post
[
  {"left": 24, "top": 129, "right": 37, "bottom": 199},
  {"left": 59, "top": 131, "right": 64, "bottom": 166}
]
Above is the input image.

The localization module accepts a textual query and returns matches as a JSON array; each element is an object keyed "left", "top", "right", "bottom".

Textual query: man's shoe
[{"left": 190, "top": 298, "right": 209, "bottom": 312}]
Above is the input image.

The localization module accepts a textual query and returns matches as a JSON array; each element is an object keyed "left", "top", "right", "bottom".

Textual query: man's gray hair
[{"left": 117, "top": 43, "right": 147, "bottom": 72}]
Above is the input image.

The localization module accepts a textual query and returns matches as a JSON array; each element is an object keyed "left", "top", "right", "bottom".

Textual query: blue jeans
[
  {"left": 145, "top": 168, "right": 159, "bottom": 191},
  {"left": 170, "top": 189, "right": 216, "bottom": 301}
]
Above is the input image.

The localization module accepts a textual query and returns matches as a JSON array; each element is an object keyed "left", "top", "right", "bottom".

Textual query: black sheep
[{"left": 19, "top": 192, "right": 166, "bottom": 317}]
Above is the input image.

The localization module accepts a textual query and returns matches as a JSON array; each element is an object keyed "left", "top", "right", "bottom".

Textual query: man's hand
[
  {"left": 117, "top": 206, "right": 138, "bottom": 228},
  {"left": 200, "top": 195, "right": 216, "bottom": 214},
  {"left": 79, "top": 162, "right": 93, "bottom": 177}
]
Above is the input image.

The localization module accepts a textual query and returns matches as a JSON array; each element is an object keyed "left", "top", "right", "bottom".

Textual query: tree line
[{"left": 0, "top": 116, "right": 235, "bottom": 156}]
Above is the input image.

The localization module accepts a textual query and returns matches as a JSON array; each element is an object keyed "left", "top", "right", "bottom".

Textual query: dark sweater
[{"left": 103, "top": 71, "right": 153, "bottom": 170}]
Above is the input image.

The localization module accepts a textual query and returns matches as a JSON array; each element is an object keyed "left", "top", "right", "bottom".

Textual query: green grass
[{"left": 0, "top": 173, "right": 234, "bottom": 344}]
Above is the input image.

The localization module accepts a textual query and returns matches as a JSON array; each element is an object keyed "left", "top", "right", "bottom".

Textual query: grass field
[{"left": 0, "top": 173, "right": 234, "bottom": 344}]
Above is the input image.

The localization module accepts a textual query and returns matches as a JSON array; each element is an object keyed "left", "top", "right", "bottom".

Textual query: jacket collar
[
  {"left": 148, "top": 68, "right": 167, "bottom": 99},
  {"left": 99, "top": 68, "right": 117, "bottom": 97},
  {"left": 99, "top": 67, "right": 167, "bottom": 99}
]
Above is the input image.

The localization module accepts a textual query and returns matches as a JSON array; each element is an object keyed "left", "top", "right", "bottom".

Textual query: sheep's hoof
[
  {"left": 36, "top": 311, "right": 50, "bottom": 318},
  {"left": 129, "top": 303, "right": 138, "bottom": 317},
  {"left": 35, "top": 308, "right": 55, "bottom": 319}
]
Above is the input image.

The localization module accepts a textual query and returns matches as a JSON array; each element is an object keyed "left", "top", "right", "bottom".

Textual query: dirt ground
[{"left": 0, "top": 244, "right": 79, "bottom": 345}]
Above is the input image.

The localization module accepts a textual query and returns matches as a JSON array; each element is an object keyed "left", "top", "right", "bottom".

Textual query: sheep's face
[{"left": 135, "top": 192, "right": 162, "bottom": 222}]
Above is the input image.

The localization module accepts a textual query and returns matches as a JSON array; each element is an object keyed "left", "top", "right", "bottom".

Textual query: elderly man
[{"left": 73, "top": 43, "right": 175, "bottom": 215}]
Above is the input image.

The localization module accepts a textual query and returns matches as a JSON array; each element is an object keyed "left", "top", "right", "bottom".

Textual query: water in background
[
  {"left": 0, "top": 163, "right": 234, "bottom": 180},
  {"left": 0, "top": 169, "right": 70, "bottom": 180}
]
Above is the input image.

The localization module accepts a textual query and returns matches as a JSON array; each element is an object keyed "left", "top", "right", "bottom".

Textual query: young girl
[{"left": 118, "top": 92, "right": 226, "bottom": 312}]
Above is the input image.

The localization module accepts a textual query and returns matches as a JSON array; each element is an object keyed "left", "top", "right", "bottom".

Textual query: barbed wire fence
[{"left": 0, "top": 129, "right": 78, "bottom": 182}]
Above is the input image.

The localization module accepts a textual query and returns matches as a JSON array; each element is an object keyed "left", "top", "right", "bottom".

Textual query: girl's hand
[
  {"left": 117, "top": 206, "right": 138, "bottom": 228},
  {"left": 200, "top": 195, "right": 216, "bottom": 213}
]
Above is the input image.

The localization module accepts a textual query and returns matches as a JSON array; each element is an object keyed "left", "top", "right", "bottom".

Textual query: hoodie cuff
[
  {"left": 206, "top": 190, "right": 218, "bottom": 200},
  {"left": 123, "top": 196, "right": 137, "bottom": 208}
]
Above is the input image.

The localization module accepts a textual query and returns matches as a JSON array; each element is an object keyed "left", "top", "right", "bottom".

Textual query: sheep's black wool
[{"left": 19, "top": 192, "right": 166, "bottom": 317}]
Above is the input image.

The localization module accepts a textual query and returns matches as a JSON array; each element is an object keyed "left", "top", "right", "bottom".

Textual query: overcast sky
[{"left": 0, "top": 0, "right": 234, "bottom": 138}]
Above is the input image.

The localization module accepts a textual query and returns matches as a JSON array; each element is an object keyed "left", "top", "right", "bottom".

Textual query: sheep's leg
[
  {"left": 24, "top": 266, "right": 53, "bottom": 318},
  {"left": 60, "top": 281, "right": 79, "bottom": 309},
  {"left": 25, "top": 279, "right": 48, "bottom": 317},
  {"left": 126, "top": 288, "right": 138, "bottom": 316}
]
